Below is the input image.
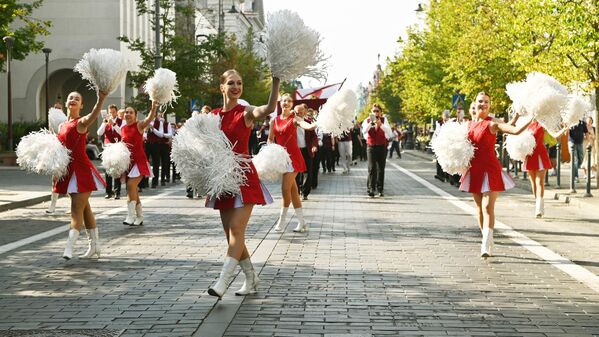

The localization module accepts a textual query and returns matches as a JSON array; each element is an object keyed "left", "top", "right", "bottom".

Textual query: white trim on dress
[
  {"left": 206, "top": 182, "right": 273, "bottom": 209},
  {"left": 67, "top": 171, "right": 105, "bottom": 194}
]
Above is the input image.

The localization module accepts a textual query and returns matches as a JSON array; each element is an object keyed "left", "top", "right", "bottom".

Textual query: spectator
[{"left": 568, "top": 119, "right": 588, "bottom": 182}]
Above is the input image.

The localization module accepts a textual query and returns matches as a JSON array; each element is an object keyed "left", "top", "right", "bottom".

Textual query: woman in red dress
[
  {"left": 459, "top": 92, "right": 531, "bottom": 257},
  {"left": 268, "top": 93, "right": 316, "bottom": 233},
  {"left": 207, "top": 69, "right": 280, "bottom": 298},
  {"left": 55, "top": 91, "right": 108, "bottom": 260},
  {"left": 523, "top": 120, "right": 552, "bottom": 218},
  {"left": 121, "top": 102, "right": 158, "bottom": 226}
]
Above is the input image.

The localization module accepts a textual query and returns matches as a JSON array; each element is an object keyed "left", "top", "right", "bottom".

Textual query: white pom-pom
[
  {"left": 431, "top": 122, "right": 475, "bottom": 175},
  {"left": 316, "top": 89, "right": 357, "bottom": 137},
  {"left": 74, "top": 48, "right": 131, "bottom": 94},
  {"left": 16, "top": 129, "right": 71, "bottom": 177},
  {"left": 48, "top": 108, "right": 66, "bottom": 133},
  {"left": 506, "top": 72, "right": 569, "bottom": 136},
  {"left": 100, "top": 142, "right": 131, "bottom": 178},
  {"left": 561, "top": 94, "right": 592, "bottom": 128},
  {"left": 252, "top": 143, "right": 292, "bottom": 182},
  {"left": 505, "top": 130, "right": 536, "bottom": 162},
  {"left": 171, "top": 114, "right": 248, "bottom": 198},
  {"left": 260, "top": 10, "right": 327, "bottom": 81},
  {"left": 144, "top": 68, "right": 179, "bottom": 106}
]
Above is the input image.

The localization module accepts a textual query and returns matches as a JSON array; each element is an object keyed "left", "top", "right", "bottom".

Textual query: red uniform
[
  {"left": 460, "top": 117, "right": 515, "bottom": 193},
  {"left": 53, "top": 118, "right": 105, "bottom": 194},
  {"left": 121, "top": 122, "right": 152, "bottom": 177},
  {"left": 206, "top": 104, "right": 272, "bottom": 209},
  {"left": 524, "top": 121, "right": 552, "bottom": 172},
  {"left": 273, "top": 112, "right": 307, "bottom": 172}
]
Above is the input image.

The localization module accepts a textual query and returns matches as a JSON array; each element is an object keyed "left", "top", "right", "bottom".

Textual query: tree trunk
[{"left": 595, "top": 86, "right": 599, "bottom": 189}]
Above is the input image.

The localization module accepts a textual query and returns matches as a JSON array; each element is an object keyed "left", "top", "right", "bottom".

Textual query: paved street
[{"left": 1, "top": 152, "right": 598, "bottom": 337}]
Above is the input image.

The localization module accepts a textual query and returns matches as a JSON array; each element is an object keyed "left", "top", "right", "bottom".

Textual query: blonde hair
[{"left": 220, "top": 69, "right": 242, "bottom": 84}]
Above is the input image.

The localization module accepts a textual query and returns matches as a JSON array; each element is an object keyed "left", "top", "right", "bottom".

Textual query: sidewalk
[
  {"left": 0, "top": 166, "right": 54, "bottom": 212},
  {"left": 404, "top": 149, "right": 599, "bottom": 210}
]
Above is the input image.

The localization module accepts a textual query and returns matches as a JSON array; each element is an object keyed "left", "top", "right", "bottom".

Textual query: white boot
[
  {"left": 123, "top": 201, "right": 136, "bottom": 225},
  {"left": 208, "top": 256, "right": 239, "bottom": 299},
  {"left": 133, "top": 202, "right": 144, "bottom": 226},
  {"left": 481, "top": 228, "right": 493, "bottom": 257},
  {"left": 80, "top": 228, "right": 101, "bottom": 258},
  {"left": 63, "top": 229, "right": 80, "bottom": 260},
  {"left": 293, "top": 208, "right": 308, "bottom": 233},
  {"left": 535, "top": 197, "right": 544, "bottom": 218},
  {"left": 235, "top": 258, "right": 260, "bottom": 296},
  {"left": 46, "top": 192, "right": 59, "bottom": 214},
  {"left": 274, "top": 207, "right": 288, "bottom": 231}
]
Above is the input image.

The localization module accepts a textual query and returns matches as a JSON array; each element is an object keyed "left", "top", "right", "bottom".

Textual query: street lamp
[
  {"left": 3, "top": 36, "right": 15, "bottom": 151},
  {"left": 42, "top": 47, "right": 52, "bottom": 128},
  {"left": 415, "top": 3, "right": 424, "bottom": 12},
  {"left": 154, "top": 0, "right": 162, "bottom": 69}
]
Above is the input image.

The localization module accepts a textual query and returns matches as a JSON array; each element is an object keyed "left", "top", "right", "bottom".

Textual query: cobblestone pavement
[{"left": 0, "top": 153, "right": 598, "bottom": 337}]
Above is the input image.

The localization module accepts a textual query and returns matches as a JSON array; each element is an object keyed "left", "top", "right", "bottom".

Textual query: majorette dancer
[
  {"left": 459, "top": 92, "right": 531, "bottom": 257},
  {"left": 56, "top": 91, "right": 108, "bottom": 259},
  {"left": 522, "top": 120, "right": 552, "bottom": 217},
  {"left": 121, "top": 102, "right": 158, "bottom": 226},
  {"left": 269, "top": 93, "right": 317, "bottom": 233},
  {"left": 207, "top": 69, "right": 281, "bottom": 298}
]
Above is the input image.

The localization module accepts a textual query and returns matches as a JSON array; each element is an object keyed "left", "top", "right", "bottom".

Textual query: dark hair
[
  {"left": 68, "top": 91, "right": 84, "bottom": 105},
  {"left": 108, "top": 104, "right": 118, "bottom": 110},
  {"left": 372, "top": 103, "right": 382, "bottom": 112}
]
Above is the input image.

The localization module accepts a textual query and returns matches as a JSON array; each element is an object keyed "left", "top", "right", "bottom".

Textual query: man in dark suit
[{"left": 294, "top": 104, "right": 318, "bottom": 200}]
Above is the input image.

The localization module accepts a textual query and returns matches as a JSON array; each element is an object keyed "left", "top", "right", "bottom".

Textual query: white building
[{"left": 0, "top": 0, "right": 265, "bottom": 128}]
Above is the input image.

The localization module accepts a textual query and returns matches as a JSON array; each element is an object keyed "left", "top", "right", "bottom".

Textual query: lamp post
[
  {"left": 3, "top": 36, "right": 15, "bottom": 151},
  {"left": 42, "top": 47, "right": 52, "bottom": 128},
  {"left": 154, "top": 0, "right": 161, "bottom": 69}
]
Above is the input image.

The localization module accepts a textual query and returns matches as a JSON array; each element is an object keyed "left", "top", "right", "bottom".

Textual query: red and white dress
[
  {"left": 523, "top": 121, "right": 552, "bottom": 172},
  {"left": 273, "top": 112, "right": 307, "bottom": 173},
  {"left": 206, "top": 104, "right": 273, "bottom": 209},
  {"left": 121, "top": 122, "right": 152, "bottom": 178},
  {"left": 53, "top": 118, "right": 105, "bottom": 194},
  {"left": 460, "top": 117, "right": 515, "bottom": 193}
]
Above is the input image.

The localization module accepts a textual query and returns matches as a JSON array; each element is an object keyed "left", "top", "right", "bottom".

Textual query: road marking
[
  {"left": 0, "top": 188, "right": 180, "bottom": 255},
  {"left": 389, "top": 161, "right": 599, "bottom": 294}
]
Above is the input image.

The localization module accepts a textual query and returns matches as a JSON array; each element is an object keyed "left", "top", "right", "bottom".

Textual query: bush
[{"left": 0, "top": 120, "right": 46, "bottom": 151}]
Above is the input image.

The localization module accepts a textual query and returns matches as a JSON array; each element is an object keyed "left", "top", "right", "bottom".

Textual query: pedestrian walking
[
  {"left": 56, "top": 91, "right": 108, "bottom": 260},
  {"left": 459, "top": 92, "right": 532, "bottom": 257},
  {"left": 294, "top": 104, "right": 318, "bottom": 200},
  {"left": 388, "top": 126, "right": 402, "bottom": 159},
  {"left": 582, "top": 116, "right": 597, "bottom": 179},
  {"left": 206, "top": 69, "right": 280, "bottom": 298},
  {"left": 361, "top": 103, "right": 393, "bottom": 197},
  {"left": 568, "top": 119, "right": 588, "bottom": 182},
  {"left": 269, "top": 93, "right": 316, "bottom": 233},
  {"left": 338, "top": 130, "right": 352, "bottom": 173},
  {"left": 121, "top": 103, "right": 158, "bottom": 226}
]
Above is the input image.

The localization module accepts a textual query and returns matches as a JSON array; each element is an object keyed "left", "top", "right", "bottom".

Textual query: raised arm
[
  {"left": 492, "top": 116, "right": 533, "bottom": 135},
  {"left": 295, "top": 115, "right": 317, "bottom": 131},
  {"left": 78, "top": 91, "right": 108, "bottom": 132},
  {"left": 244, "top": 77, "right": 281, "bottom": 125},
  {"left": 138, "top": 101, "right": 159, "bottom": 133}
]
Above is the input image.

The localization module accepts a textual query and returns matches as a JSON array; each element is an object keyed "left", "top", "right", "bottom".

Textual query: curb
[{"left": 0, "top": 194, "right": 52, "bottom": 213}]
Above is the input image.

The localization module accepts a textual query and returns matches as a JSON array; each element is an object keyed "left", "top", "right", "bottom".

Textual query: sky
[{"left": 262, "top": 0, "right": 424, "bottom": 91}]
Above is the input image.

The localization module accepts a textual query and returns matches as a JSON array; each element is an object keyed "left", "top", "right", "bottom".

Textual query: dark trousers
[
  {"left": 158, "top": 143, "right": 171, "bottom": 182},
  {"left": 146, "top": 142, "right": 161, "bottom": 186},
  {"left": 312, "top": 149, "right": 321, "bottom": 188},
  {"left": 321, "top": 147, "right": 334, "bottom": 172},
  {"left": 105, "top": 173, "right": 121, "bottom": 196},
  {"left": 367, "top": 145, "right": 387, "bottom": 193},
  {"left": 389, "top": 141, "right": 401, "bottom": 158},
  {"left": 295, "top": 147, "right": 313, "bottom": 197}
]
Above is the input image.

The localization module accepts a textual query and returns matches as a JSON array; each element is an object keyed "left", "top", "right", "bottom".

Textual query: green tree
[{"left": 0, "top": 0, "right": 51, "bottom": 71}]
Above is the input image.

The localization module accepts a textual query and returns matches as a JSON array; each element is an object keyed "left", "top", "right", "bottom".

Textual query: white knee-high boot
[
  {"left": 481, "top": 228, "right": 493, "bottom": 257},
  {"left": 63, "top": 229, "right": 80, "bottom": 260},
  {"left": 535, "top": 197, "right": 544, "bottom": 218},
  {"left": 293, "top": 208, "right": 308, "bottom": 232},
  {"left": 123, "top": 201, "right": 136, "bottom": 225},
  {"left": 274, "top": 207, "right": 288, "bottom": 231},
  {"left": 80, "top": 228, "right": 101, "bottom": 258},
  {"left": 235, "top": 258, "right": 260, "bottom": 296},
  {"left": 208, "top": 256, "right": 239, "bottom": 299},
  {"left": 133, "top": 202, "right": 144, "bottom": 226},
  {"left": 46, "top": 192, "right": 59, "bottom": 214}
]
